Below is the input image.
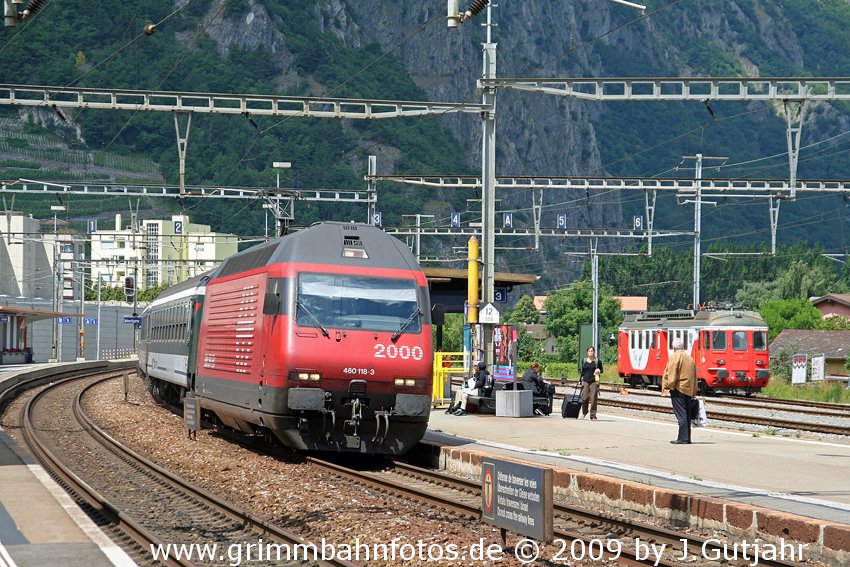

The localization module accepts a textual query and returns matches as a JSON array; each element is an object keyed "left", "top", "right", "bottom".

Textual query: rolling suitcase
[{"left": 561, "top": 383, "right": 582, "bottom": 419}]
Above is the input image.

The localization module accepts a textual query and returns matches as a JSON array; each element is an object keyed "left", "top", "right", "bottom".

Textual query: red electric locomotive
[
  {"left": 160, "top": 222, "right": 433, "bottom": 455},
  {"left": 617, "top": 308, "right": 770, "bottom": 395}
]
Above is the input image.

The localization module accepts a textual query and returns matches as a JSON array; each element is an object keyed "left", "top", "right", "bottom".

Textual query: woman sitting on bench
[{"left": 446, "top": 361, "right": 490, "bottom": 416}]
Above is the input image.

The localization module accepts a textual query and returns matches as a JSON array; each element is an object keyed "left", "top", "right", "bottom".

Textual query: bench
[{"left": 465, "top": 380, "right": 553, "bottom": 415}]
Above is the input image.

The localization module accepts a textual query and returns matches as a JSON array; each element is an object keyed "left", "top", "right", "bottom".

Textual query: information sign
[
  {"left": 123, "top": 316, "right": 142, "bottom": 325},
  {"left": 481, "top": 457, "right": 553, "bottom": 541},
  {"left": 58, "top": 316, "right": 73, "bottom": 324},
  {"left": 792, "top": 353, "right": 808, "bottom": 384},
  {"left": 494, "top": 287, "right": 507, "bottom": 303},
  {"left": 557, "top": 214, "right": 567, "bottom": 229},
  {"left": 84, "top": 317, "right": 98, "bottom": 326},
  {"left": 479, "top": 303, "right": 500, "bottom": 324},
  {"left": 811, "top": 353, "right": 825, "bottom": 382}
]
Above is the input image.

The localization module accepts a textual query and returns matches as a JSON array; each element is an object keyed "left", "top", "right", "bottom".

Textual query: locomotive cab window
[
  {"left": 732, "top": 331, "right": 747, "bottom": 351},
  {"left": 753, "top": 331, "right": 767, "bottom": 351},
  {"left": 297, "top": 273, "right": 420, "bottom": 333},
  {"left": 711, "top": 330, "right": 727, "bottom": 350}
]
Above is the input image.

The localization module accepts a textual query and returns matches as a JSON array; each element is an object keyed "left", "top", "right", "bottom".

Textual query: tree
[
  {"left": 543, "top": 282, "right": 623, "bottom": 364},
  {"left": 508, "top": 295, "right": 540, "bottom": 324},
  {"left": 759, "top": 299, "right": 822, "bottom": 341}
]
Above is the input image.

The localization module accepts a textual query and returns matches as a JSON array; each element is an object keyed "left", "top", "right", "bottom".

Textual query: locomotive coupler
[
  {"left": 343, "top": 397, "right": 362, "bottom": 448},
  {"left": 372, "top": 410, "right": 390, "bottom": 444},
  {"left": 298, "top": 416, "right": 309, "bottom": 434}
]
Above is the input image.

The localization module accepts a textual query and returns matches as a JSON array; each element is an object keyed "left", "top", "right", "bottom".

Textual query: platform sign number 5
[{"left": 373, "top": 212, "right": 382, "bottom": 227}]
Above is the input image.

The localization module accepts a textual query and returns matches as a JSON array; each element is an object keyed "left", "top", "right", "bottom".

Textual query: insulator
[
  {"left": 21, "top": 0, "right": 47, "bottom": 19},
  {"left": 143, "top": 23, "right": 157, "bottom": 36},
  {"left": 465, "top": 0, "right": 489, "bottom": 18}
]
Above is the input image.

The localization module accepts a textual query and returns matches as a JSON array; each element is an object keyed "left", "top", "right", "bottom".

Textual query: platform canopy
[
  {"left": 421, "top": 267, "right": 538, "bottom": 315},
  {"left": 0, "top": 306, "right": 81, "bottom": 325}
]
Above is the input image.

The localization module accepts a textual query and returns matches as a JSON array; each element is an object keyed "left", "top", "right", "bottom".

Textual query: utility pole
[
  {"left": 78, "top": 256, "right": 85, "bottom": 360},
  {"left": 591, "top": 239, "right": 599, "bottom": 352},
  {"left": 96, "top": 275, "right": 101, "bottom": 360},
  {"left": 50, "top": 205, "right": 65, "bottom": 362},
  {"left": 402, "top": 214, "right": 434, "bottom": 261},
  {"left": 682, "top": 154, "right": 726, "bottom": 308}
]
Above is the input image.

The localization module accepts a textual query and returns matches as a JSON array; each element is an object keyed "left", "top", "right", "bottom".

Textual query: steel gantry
[
  {"left": 366, "top": 173, "right": 850, "bottom": 256},
  {"left": 477, "top": 76, "right": 850, "bottom": 200},
  {"left": 0, "top": 83, "right": 488, "bottom": 232}
]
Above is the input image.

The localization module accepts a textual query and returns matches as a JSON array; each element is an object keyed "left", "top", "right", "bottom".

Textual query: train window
[
  {"left": 297, "top": 273, "right": 420, "bottom": 333},
  {"left": 651, "top": 331, "right": 657, "bottom": 349},
  {"left": 732, "top": 331, "right": 747, "bottom": 351},
  {"left": 630, "top": 332, "right": 635, "bottom": 348},
  {"left": 753, "top": 331, "right": 767, "bottom": 351},
  {"left": 638, "top": 332, "right": 643, "bottom": 349},
  {"left": 711, "top": 331, "right": 726, "bottom": 350}
]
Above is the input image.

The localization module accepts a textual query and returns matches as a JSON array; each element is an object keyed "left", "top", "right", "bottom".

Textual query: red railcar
[
  {"left": 157, "top": 222, "right": 433, "bottom": 455},
  {"left": 617, "top": 309, "right": 770, "bottom": 395}
]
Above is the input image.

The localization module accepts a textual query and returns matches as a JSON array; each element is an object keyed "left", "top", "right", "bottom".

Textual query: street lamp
[{"left": 50, "top": 204, "right": 65, "bottom": 362}]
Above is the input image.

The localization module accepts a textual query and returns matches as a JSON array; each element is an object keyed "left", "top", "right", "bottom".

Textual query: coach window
[
  {"left": 753, "top": 331, "right": 767, "bottom": 351},
  {"left": 712, "top": 330, "right": 727, "bottom": 350},
  {"left": 732, "top": 331, "right": 747, "bottom": 351}
]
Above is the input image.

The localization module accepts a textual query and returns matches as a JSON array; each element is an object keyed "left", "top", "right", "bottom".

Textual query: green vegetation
[{"left": 763, "top": 379, "right": 850, "bottom": 404}]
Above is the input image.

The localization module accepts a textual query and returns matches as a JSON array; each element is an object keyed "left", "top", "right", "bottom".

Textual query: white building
[
  {"left": 90, "top": 214, "right": 238, "bottom": 289},
  {"left": 0, "top": 212, "right": 81, "bottom": 301}
]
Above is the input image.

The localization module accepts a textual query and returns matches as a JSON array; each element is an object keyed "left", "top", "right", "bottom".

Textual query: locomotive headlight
[
  {"left": 291, "top": 371, "right": 322, "bottom": 381},
  {"left": 394, "top": 378, "right": 419, "bottom": 388}
]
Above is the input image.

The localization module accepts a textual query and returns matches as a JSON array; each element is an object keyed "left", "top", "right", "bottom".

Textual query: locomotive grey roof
[
  {"left": 153, "top": 270, "right": 212, "bottom": 301},
  {"left": 215, "top": 222, "right": 421, "bottom": 277},
  {"left": 622, "top": 309, "right": 766, "bottom": 327}
]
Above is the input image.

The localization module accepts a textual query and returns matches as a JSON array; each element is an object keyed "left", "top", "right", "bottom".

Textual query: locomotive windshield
[{"left": 297, "top": 273, "right": 421, "bottom": 333}]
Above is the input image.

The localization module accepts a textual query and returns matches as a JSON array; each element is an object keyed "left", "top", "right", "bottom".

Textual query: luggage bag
[{"left": 561, "top": 383, "right": 582, "bottom": 419}]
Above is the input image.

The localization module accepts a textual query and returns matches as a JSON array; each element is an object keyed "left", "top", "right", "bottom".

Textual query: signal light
[{"left": 124, "top": 276, "right": 136, "bottom": 298}]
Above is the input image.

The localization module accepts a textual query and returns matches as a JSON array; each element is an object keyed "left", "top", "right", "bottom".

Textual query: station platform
[
  {"left": 0, "top": 363, "right": 135, "bottom": 567},
  {"left": 425, "top": 400, "right": 850, "bottom": 526}
]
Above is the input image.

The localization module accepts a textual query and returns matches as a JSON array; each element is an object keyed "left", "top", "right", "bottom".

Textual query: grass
[{"left": 762, "top": 379, "right": 850, "bottom": 404}]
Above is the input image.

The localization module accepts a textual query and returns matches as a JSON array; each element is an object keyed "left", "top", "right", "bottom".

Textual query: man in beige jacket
[{"left": 662, "top": 337, "right": 697, "bottom": 444}]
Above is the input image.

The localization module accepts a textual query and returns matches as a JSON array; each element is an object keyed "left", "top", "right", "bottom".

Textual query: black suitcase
[{"left": 561, "top": 384, "right": 582, "bottom": 419}]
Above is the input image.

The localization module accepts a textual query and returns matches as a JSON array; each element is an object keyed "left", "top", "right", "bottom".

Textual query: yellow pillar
[{"left": 467, "top": 236, "right": 479, "bottom": 323}]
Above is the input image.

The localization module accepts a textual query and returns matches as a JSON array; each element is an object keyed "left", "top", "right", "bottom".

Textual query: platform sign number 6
[{"left": 633, "top": 215, "right": 643, "bottom": 230}]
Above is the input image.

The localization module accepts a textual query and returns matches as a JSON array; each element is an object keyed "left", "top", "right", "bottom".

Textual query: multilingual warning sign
[{"left": 481, "top": 457, "right": 553, "bottom": 541}]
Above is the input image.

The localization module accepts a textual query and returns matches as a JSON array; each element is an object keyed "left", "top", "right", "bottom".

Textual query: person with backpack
[{"left": 446, "top": 361, "right": 491, "bottom": 416}]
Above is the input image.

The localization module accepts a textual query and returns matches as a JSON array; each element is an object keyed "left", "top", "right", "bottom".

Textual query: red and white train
[
  {"left": 617, "top": 309, "right": 771, "bottom": 395},
  {"left": 139, "top": 222, "right": 433, "bottom": 455}
]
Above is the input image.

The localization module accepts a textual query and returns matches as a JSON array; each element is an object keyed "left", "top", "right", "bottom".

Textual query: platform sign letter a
[{"left": 503, "top": 212, "right": 513, "bottom": 228}]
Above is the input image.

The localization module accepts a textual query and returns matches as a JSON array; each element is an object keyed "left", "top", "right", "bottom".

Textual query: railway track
[
  {"left": 308, "top": 458, "right": 801, "bottom": 567},
  {"left": 18, "top": 372, "right": 355, "bottom": 567}
]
